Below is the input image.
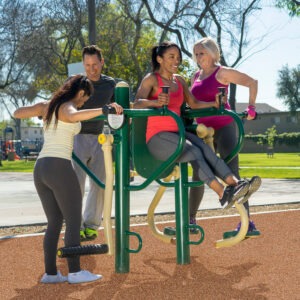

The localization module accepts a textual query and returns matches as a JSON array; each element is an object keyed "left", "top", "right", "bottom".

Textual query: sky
[{"left": 234, "top": 3, "right": 300, "bottom": 112}]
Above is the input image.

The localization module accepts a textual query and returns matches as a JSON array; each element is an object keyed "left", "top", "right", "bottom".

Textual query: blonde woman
[{"left": 189, "top": 37, "right": 261, "bottom": 238}]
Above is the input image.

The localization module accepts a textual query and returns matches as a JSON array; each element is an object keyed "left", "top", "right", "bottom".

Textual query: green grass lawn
[
  {"left": 0, "top": 160, "right": 36, "bottom": 172},
  {"left": 0, "top": 153, "right": 299, "bottom": 179},
  {"left": 238, "top": 153, "right": 300, "bottom": 179}
]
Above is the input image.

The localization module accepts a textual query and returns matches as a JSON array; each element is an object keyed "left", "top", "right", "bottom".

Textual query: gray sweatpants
[
  {"left": 73, "top": 134, "right": 105, "bottom": 230},
  {"left": 34, "top": 157, "right": 82, "bottom": 274},
  {"left": 147, "top": 131, "right": 233, "bottom": 186},
  {"left": 189, "top": 122, "right": 250, "bottom": 218}
]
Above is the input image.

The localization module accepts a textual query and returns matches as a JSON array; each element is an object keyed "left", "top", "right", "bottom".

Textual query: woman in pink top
[
  {"left": 134, "top": 41, "right": 258, "bottom": 211},
  {"left": 189, "top": 37, "right": 261, "bottom": 238}
]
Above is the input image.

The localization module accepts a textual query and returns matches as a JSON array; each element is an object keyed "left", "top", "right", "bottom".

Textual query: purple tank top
[{"left": 190, "top": 66, "right": 233, "bottom": 130}]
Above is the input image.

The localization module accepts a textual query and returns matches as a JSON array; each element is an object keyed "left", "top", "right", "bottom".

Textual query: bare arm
[
  {"left": 133, "top": 73, "right": 169, "bottom": 108},
  {"left": 13, "top": 101, "right": 48, "bottom": 119},
  {"left": 60, "top": 102, "right": 123, "bottom": 123},
  {"left": 217, "top": 67, "right": 258, "bottom": 106}
]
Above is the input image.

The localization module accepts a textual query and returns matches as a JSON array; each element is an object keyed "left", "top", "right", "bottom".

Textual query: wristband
[{"left": 246, "top": 105, "right": 256, "bottom": 119}]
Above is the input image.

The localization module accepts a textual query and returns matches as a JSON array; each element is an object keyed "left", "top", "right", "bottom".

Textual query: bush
[{"left": 245, "top": 132, "right": 300, "bottom": 147}]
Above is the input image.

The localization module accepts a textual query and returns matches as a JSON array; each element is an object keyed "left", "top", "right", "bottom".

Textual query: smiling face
[
  {"left": 157, "top": 46, "right": 181, "bottom": 75},
  {"left": 83, "top": 54, "right": 103, "bottom": 82},
  {"left": 193, "top": 44, "right": 215, "bottom": 69}
]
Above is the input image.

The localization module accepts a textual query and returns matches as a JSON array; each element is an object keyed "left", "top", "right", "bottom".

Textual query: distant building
[
  {"left": 20, "top": 126, "right": 43, "bottom": 142},
  {"left": 235, "top": 103, "right": 299, "bottom": 153}
]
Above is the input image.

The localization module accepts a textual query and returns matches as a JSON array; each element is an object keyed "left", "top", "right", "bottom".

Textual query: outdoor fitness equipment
[
  {"left": 57, "top": 134, "right": 113, "bottom": 259},
  {"left": 57, "top": 244, "right": 109, "bottom": 258},
  {"left": 196, "top": 123, "right": 215, "bottom": 151},
  {"left": 114, "top": 82, "right": 247, "bottom": 273},
  {"left": 98, "top": 133, "right": 115, "bottom": 255},
  {"left": 159, "top": 118, "right": 248, "bottom": 245},
  {"left": 67, "top": 81, "right": 249, "bottom": 272}
]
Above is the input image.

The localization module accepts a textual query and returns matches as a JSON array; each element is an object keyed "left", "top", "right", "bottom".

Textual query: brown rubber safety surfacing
[{"left": 0, "top": 209, "right": 299, "bottom": 300}]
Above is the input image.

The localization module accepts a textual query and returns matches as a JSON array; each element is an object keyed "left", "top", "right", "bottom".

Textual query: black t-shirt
[{"left": 79, "top": 74, "right": 116, "bottom": 134}]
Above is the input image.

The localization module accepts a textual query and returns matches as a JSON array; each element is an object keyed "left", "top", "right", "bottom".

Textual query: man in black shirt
[{"left": 73, "top": 45, "right": 116, "bottom": 241}]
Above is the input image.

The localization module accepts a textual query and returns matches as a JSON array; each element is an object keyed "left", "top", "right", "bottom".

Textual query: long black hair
[
  {"left": 45, "top": 74, "right": 94, "bottom": 128},
  {"left": 151, "top": 41, "right": 182, "bottom": 72}
]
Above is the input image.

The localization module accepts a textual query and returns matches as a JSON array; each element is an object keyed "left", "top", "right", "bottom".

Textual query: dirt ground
[{"left": 0, "top": 203, "right": 299, "bottom": 300}]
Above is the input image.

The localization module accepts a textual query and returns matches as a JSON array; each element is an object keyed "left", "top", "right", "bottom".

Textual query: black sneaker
[
  {"left": 238, "top": 176, "right": 262, "bottom": 204},
  {"left": 220, "top": 180, "right": 250, "bottom": 209}
]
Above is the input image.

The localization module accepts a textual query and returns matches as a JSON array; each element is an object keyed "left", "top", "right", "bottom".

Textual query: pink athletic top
[
  {"left": 146, "top": 73, "right": 184, "bottom": 143},
  {"left": 190, "top": 66, "right": 233, "bottom": 129}
]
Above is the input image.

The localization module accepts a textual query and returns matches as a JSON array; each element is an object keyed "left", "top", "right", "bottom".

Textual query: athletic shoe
[
  {"left": 85, "top": 228, "right": 98, "bottom": 240},
  {"left": 80, "top": 230, "right": 86, "bottom": 241},
  {"left": 220, "top": 180, "right": 250, "bottom": 209},
  {"left": 189, "top": 217, "right": 200, "bottom": 234},
  {"left": 238, "top": 176, "right": 262, "bottom": 204},
  {"left": 65, "top": 230, "right": 87, "bottom": 242},
  {"left": 223, "top": 220, "right": 261, "bottom": 239},
  {"left": 41, "top": 271, "right": 67, "bottom": 284},
  {"left": 163, "top": 217, "right": 200, "bottom": 236},
  {"left": 68, "top": 270, "right": 102, "bottom": 284}
]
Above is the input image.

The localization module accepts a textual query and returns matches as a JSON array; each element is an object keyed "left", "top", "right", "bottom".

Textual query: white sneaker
[
  {"left": 41, "top": 271, "right": 67, "bottom": 284},
  {"left": 68, "top": 270, "right": 102, "bottom": 284}
]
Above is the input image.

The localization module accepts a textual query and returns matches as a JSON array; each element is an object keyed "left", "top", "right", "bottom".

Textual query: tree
[
  {"left": 257, "top": 125, "right": 277, "bottom": 156},
  {"left": 1, "top": 0, "right": 266, "bottom": 121},
  {"left": 1, "top": 73, "right": 40, "bottom": 139},
  {"left": 277, "top": 64, "right": 300, "bottom": 112},
  {"left": 275, "top": 0, "right": 300, "bottom": 17},
  {"left": 25, "top": 0, "right": 90, "bottom": 94},
  {"left": 0, "top": 1, "right": 43, "bottom": 90},
  {"left": 12, "top": 1, "right": 160, "bottom": 97},
  {"left": 133, "top": 0, "right": 262, "bottom": 109}
]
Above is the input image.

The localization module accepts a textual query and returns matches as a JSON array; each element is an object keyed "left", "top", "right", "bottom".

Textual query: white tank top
[{"left": 38, "top": 118, "right": 81, "bottom": 160}]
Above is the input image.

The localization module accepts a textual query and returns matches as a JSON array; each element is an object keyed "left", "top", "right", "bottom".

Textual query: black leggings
[{"left": 34, "top": 157, "right": 82, "bottom": 274}]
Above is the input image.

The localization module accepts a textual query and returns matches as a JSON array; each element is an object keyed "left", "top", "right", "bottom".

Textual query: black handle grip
[
  {"left": 217, "top": 87, "right": 226, "bottom": 105},
  {"left": 57, "top": 244, "right": 109, "bottom": 258},
  {"left": 102, "top": 104, "right": 116, "bottom": 116},
  {"left": 161, "top": 86, "right": 170, "bottom": 93},
  {"left": 217, "top": 87, "right": 226, "bottom": 96}
]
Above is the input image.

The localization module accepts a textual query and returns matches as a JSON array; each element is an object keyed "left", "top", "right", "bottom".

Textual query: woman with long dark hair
[{"left": 14, "top": 74, "right": 123, "bottom": 284}]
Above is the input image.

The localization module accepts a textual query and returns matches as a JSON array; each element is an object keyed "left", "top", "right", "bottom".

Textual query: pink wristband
[{"left": 246, "top": 105, "right": 256, "bottom": 118}]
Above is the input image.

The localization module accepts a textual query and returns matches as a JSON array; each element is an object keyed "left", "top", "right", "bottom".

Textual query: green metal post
[
  {"left": 175, "top": 163, "right": 190, "bottom": 264},
  {"left": 114, "top": 82, "right": 131, "bottom": 273}
]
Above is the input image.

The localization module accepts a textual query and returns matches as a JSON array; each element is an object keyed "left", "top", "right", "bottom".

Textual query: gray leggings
[
  {"left": 34, "top": 157, "right": 82, "bottom": 274},
  {"left": 147, "top": 131, "right": 233, "bottom": 186},
  {"left": 189, "top": 122, "right": 250, "bottom": 217}
]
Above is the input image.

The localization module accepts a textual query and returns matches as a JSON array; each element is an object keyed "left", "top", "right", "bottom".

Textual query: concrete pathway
[{"left": 0, "top": 172, "right": 299, "bottom": 226}]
